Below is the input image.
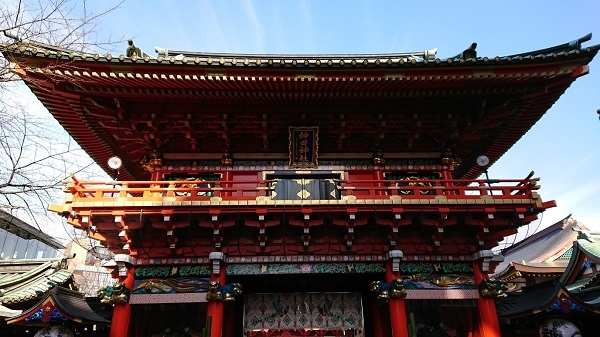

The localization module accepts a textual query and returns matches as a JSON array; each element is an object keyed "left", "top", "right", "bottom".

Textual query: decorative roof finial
[{"left": 126, "top": 40, "right": 141, "bottom": 57}]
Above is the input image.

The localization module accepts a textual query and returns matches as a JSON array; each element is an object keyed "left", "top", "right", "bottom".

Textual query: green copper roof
[
  {"left": 558, "top": 247, "right": 573, "bottom": 260},
  {"left": 0, "top": 258, "right": 74, "bottom": 305}
]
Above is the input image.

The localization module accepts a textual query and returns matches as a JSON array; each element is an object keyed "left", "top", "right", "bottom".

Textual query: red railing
[{"left": 63, "top": 175, "right": 540, "bottom": 202}]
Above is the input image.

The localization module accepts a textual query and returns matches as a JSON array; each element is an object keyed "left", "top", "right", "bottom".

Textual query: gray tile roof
[
  {"left": 2, "top": 32, "right": 598, "bottom": 70},
  {"left": 494, "top": 215, "right": 586, "bottom": 277}
]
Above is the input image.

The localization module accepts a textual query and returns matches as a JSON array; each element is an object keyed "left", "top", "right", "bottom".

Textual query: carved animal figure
[
  {"left": 390, "top": 278, "right": 407, "bottom": 298},
  {"left": 221, "top": 282, "right": 242, "bottom": 301},
  {"left": 97, "top": 282, "right": 131, "bottom": 304},
  {"left": 370, "top": 280, "right": 389, "bottom": 301},
  {"left": 206, "top": 281, "right": 222, "bottom": 301},
  {"left": 206, "top": 281, "right": 243, "bottom": 301},
  {"left": 478, "top": 278, "right": 508, "bottom": 298}
]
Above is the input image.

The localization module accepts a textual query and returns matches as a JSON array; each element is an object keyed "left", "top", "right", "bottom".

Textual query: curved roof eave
[
  {"left": 2, "top": 33, "right": 598, "bottom": 71},
  {"left": 1, "top": 34, "right": 599, "bottom": 180}
]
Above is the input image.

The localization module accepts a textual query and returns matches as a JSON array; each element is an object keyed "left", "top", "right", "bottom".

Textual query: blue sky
[{"left": 93, "top": 0, "right": 600, "bottom": 240}]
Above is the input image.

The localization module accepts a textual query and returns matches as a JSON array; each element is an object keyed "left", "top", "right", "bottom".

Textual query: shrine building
[{"left": 2, "top": 32, "right": 599, "bottom": 337}]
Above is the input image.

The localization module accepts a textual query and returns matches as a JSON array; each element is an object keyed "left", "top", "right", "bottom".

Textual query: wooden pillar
[
  {"left": 110, "top": 255, "right": 135, "bottom": 337},
  {"left": 208, "top": 252, "right": 226, "bottom": 337},
  {"left": 386, "top": 250, "right": 408, "bottom": 337},
  {"left": 472, "top": 250, "right": 503, "bottom": 337}
]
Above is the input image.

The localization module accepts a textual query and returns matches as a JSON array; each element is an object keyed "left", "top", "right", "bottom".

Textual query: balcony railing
[{"left": 62, "top": 175, "right": 541, "bottom": 203}]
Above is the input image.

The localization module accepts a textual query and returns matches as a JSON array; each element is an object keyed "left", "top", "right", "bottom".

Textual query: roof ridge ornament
[
  {"left": 126, "top": 39, "right": 151, "bottom": 59},
  {"left": 152, "top": 46, "right": 438, "bottom": 62},
  {"left": 451, "top": 42, "right": 477, "bottom": 60},
  {"left": 507, "top": 33, "right": 593, "bottom": 59},
  {"left": 2, "top": 29, "right": 79, "bottom": 55}
]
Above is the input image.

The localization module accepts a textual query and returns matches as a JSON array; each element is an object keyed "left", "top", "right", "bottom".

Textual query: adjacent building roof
[
  {"left": 0, "top": 210, "right": 64, "bottom": 250},
  {"left": 496, "top": 226, "right": 600, "bottom": 318},
  {"left": 1, "top": 33, "right": 598, "bottom": 180},
  {"left": 0, "top": 257, "right": 73, "bottom": 306},
  {"left": 561, "top": 230, "right": 600, "bottom": 290},
  {"left": 497, "top": 263, "right": 566, "bottom": 283},
  {"left": 497, "top": 278, "right": 599, "bottom": 318},
  {"left": 0, "top": 256, "right": 111, "bottom": 325},
  {"left": 6, "top": 286, "right": 110, "bottom": 325},
  {"left": 494, "top": 215, "right": 586, "bottom": 279}
]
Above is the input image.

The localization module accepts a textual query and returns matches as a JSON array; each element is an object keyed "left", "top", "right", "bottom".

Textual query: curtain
[{"left": 271, "top": 178, "right": 338, "bottom": 200}]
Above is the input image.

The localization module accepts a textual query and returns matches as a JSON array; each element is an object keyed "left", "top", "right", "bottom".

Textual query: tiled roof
[
  {"left": 7, "top": 286, "right": 110, "bottom": 325},
  {"left": 585, "top": 292, "right": 600, "bottom": 308},
  {"left": 0, "top": 258, "right": 73, "bottom": 305},
  {"left": 3, "top": 33, "right": 597, "bottom": 70},
  {"left": 577, "top": 232, "right": 600, "bottom": 259},
  {"left": 0, "top": 211, "right": 64, "bottom": 249},
  {"left": 496, "top": 278, "right": 598, "bottom": 318},
  {"left": 560, "top": 231, "right": 600, "bottom": 287},
  {"left": 558, "top": 247, "right": 573, "bottom": 260},
  {"left": 1, "top": 33, "right": 598, "bottom": 181},
  {"left": 497, "top": 278, "right": 561, "bottom": 317},
  {"left": 51, "top": 287, "right": 111, "bottom": 323},
  {"left": 494, "top": 215, "right": 585, "bottom": 277}
]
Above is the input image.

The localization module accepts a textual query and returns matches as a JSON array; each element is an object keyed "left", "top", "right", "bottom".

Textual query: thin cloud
[{"left": 240, "top": 0, "right": 265, "bottom": 52}]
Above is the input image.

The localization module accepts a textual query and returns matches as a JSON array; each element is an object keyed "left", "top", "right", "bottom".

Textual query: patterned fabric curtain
[
  {"left": 271, "top": 179, "right": 338, "bottom": 200},
  {"left": 244, "top": 292, "right": 363, "bottom": 333}
]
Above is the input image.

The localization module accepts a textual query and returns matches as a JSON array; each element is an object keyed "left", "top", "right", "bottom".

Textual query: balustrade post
[
  {"left": 440, "top": 169, "right": 452, "bottom": 188},
  {"left": 478, "top": 180, "right": 488, "bottom": 196},
  {"left": 374, "top": 170, "right": 385, "bottom": 196},
  {"left": 222, "top": 171, "right": 232, "bottom": 197}
]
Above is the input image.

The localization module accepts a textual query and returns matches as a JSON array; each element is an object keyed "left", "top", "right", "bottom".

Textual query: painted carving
[
  {"left": 478, "top": 278, "right": 508, "bottom": 298},
  {"left": 223, "top": 282, "right": 243, "bottom": 301},
  {"left": 97, "top": 282, "right": 131, "bottom": 304},
  {"left": 390, "top": 278, "right": 407, "bottom": 298},
  {"left": 407, "top": 273, "right": 475, "bottom": 287},
  {"left": 132, "top": 278, "right": 210, "bottom": 294},
  {"left": 370, "top": 278, "right": 406, "bottom": 302},
  {"left": 206, "top": 281, "right": 243, "bottom": 302}
]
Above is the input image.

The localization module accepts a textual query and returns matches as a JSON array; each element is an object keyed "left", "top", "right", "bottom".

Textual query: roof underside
[{"left": 2, "top": 35, "right": 598, "bottom": 180}]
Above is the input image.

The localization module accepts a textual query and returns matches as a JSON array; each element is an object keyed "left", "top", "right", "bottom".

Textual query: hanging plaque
[{"left": 289, "top": 126, "right": 318, "bottom": 168}]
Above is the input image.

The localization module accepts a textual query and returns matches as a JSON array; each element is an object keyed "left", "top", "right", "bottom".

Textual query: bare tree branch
[{"left": 0, "top": 0, "right": 124, "bottom": 245}]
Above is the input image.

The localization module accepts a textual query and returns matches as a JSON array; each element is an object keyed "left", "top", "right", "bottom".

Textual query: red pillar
[
  {"left": 110, "top": 256, "right": 135, "bottom": 337},
  {"left": 208, "top": 252, "right": 226, "bottom": 337},
  {"left": 386, "top": 250, "right": 408, "bottom": 337},
  {"left": 472, "top": 251, "right": 502, "bottom": 337}
]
